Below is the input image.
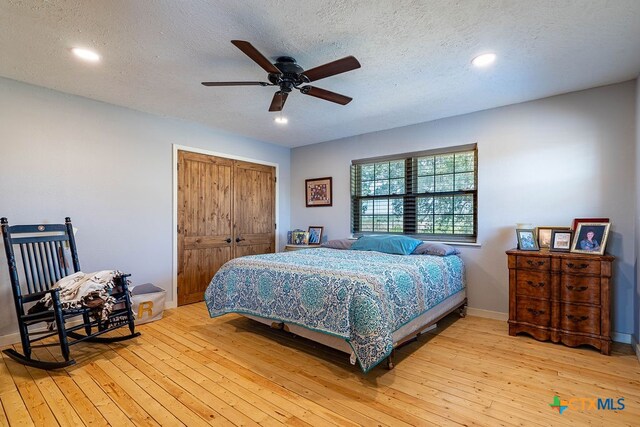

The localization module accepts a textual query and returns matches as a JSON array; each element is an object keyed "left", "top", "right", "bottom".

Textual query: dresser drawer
[
  {"left": 560, "top": 304, "right": 600, "bottom": 335},
  {"left": 561, "top": 259, "right": 600, "bottom": 275},
  {"left": 560, "top": 275, "right": 600, "bottom": 304},
  {"left": 516, "top": 296, "right": 550, "bottom": 327},
  {"left": 517, "top": 256, "right": 550, "bottom": 271},
  {"left": 516, "top": 271, "right": 551, "bottom": 298}
]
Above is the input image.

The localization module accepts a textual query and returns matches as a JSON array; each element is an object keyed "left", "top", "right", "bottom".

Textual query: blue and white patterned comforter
[{"left": 205, "top": 248, "right": 465, "bottom": 372}]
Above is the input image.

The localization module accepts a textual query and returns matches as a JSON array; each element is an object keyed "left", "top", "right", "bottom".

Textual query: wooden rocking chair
[{"left": 1, "top": 217, "right": 140, "bottom": 369}]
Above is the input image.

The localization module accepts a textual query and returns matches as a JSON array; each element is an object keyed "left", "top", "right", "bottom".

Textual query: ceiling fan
[{"left": 202, "top": 40, "right": 361, "bottom": 112}]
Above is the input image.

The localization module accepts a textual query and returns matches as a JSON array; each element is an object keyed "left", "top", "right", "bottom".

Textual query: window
[{"left": 351, "top": 144, "right": 477, "bottom": 242}]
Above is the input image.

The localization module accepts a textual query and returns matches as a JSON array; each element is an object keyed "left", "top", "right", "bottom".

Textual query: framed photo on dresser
[
  {"left": 516, "top": 229, "right": 539, "bottom": 251},
  {"left": 550, "top": 229, "right": 573, "bottom": 252},
  {"left": 536, "top": 226, "right": 570, "bottom": 248},
  {"left": 571, "top": 217, "right": 609, "bottom": 231},
  {"left": 570, "top": 222, "right": 610, "bottom": 255}
]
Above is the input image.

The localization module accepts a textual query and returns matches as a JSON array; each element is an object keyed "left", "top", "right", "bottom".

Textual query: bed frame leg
[
  {"left": 457, "top": 299, "right": 468, "bottom": 318},
  {"left": 386, "top": 349, "right": 395, "bottom": 370},
  {"left": 270, "top": 321, "right": 284, "bottom": 330}
]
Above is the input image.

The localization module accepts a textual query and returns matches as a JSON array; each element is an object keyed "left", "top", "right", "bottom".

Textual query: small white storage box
[{"left": 130, "top": 283, "right": 166, "bottom": 325}]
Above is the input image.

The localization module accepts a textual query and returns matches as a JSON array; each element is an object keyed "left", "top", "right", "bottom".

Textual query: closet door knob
[
  {"left": 225, "top": 238, "right": 232, "bottom": 243},
  {"left": 236, "top": 237, "right": 245, "bottom": 243}
]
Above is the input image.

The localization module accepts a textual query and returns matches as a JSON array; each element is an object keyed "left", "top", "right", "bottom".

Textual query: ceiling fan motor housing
[{"left": 268, "top": 56, "right": 308, "bottom": 91}]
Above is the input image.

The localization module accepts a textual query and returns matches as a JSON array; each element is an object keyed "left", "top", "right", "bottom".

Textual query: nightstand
[{"left": 284, "top": 244, "right": 319, "bottom": 252}]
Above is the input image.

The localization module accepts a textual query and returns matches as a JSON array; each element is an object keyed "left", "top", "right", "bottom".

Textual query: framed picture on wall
[{"left": 305, "top": 177, "right": 332, "bottom": 207}]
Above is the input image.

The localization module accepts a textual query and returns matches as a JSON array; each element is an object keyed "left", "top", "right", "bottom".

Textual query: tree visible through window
[{"left": 351, "top": 144, "right": 477, "bottom": 242}]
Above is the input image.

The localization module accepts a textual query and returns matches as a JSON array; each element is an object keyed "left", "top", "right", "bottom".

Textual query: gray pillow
[
  {"left": 412, "top": 242, "right": 460, "bottom": 256},
  {"left": 321, "top": 238, "right": 355, "bottom": 250}
]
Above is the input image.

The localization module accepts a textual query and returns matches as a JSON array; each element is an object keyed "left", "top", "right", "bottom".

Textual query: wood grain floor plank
[
  {"left": 156, "top": 314, "right": 403, "bottom": 425},
  {"left": 0, "top": 389, "right": 35, "bottom": 427},
  {"left": 0, "top": 355, "right": 16, "bottom": 396},
  {"left": 112, "top": 345, "right": 233, "bottom": 426},
  {"left": 2, "top": 303, "right": 639, "bottom": 426},
  {"left": 169, "top": 302, "right": 631, "bottom": 426},
  {"left": 126, "top": 345, "right": 260, "bottom": 426},
  {"left": 133, "top": 331, "right": 292, "bottom": 424},
  {"left": 3, "top": 348, "right": 59, "bottom": 427},
  {"left": 23, "top": 361, "right": 85, "bottom": 427},
  {"left": 139, "top": 324, "right": 364, "bottom": 427},
  {"left": 168, "top": 309, "right": 501, "bottom": 425},
  {"left": 0, "top": 399, "right": 8, "bottom": 427}
]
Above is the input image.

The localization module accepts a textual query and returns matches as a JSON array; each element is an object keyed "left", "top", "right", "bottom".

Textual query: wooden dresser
[{"left": 506, "top": 249, "right": 614, "bottom": 354}]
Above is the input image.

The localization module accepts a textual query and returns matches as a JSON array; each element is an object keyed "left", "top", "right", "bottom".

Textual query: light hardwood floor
[{"left": 1, "top": 303, "right": 639, "bottom": 426}]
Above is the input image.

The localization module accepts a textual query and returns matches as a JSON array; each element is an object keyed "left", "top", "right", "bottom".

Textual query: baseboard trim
[
  {"left": 467, "top": 307, "right": 508, "bottom": 321},
  {"left": 612, "top": 332, "right": 632, "bottom": 345},
  {"left": 0, "top": 331, "right": 22, "bottom": 347},
  {"left": 0, "top": 318, "right": 84, "bottom": 347},
  {"left": 632, "top": 336, "right": 640, "bottom": 363},
  {"left": 466, "top": 308, "right": 631, "bottom": 345},
  {"left": 1, "top": 300, "right": 176, "bottom": 348}
]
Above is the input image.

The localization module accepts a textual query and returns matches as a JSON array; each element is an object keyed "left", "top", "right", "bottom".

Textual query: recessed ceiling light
[
  {"left": 71, "top": 47, "right": 101, "bottom": 62},
  {"left": 274, "top": 116, "right": 288, "bottom": 124},
  {"left": 471, "top": 53, "right": 496, "bottom": 67}
]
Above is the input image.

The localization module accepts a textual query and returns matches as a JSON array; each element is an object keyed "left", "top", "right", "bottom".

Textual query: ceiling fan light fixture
[
  {"left": 274, "top": 116, "right": 288, "bottom": 125},
  {"left": 71, "top": 47, "right": 101, "bottom": 62},
  {"left": 471, "top": 52, "right": 496, "bottom": 67}
]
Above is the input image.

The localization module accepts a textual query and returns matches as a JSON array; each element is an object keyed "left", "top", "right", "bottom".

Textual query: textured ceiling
[{"left": 1, "top": 0, "right": 639, "bottom": 148}]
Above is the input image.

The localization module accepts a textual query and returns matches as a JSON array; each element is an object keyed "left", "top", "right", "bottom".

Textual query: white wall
[
  {"left": 0, "top": 77, "right": 291, "bottom": 338},
  {"left": 291, "top": 81, "right": 637, "bottom": 336},
  {"left": 635, "top": 76, "right": 640, "bottom": 349}
]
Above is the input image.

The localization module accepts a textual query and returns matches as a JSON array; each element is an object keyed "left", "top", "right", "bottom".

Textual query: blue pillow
[{"left": 350, "top": 235, "right": 422, "bottom": 255}]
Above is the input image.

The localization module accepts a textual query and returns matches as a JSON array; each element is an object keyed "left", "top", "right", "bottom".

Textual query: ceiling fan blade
[
  {"left": 231, "top": 40, "right": 281, "bottom": 75},
  {"left": 201, "top": 81, "right": 271, "bottom": 87},
  {"left": 302, "top": 56, "right": 361, "bottom": 82},
  {"left": 201, "top": 81, "right": 270, "bottom": 86},
  {"left": 269, "top": 91, "right": 288, "bottom": 112},
  {"left": 300, "top": 86, "right": 352, "bottom": 105}
]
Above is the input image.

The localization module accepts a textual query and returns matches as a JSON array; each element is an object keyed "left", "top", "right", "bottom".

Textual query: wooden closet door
[
  {"left": 233, "top": 160, "right": 276, "bottom": 257},
  {"left": 177, "top": 151, "right": 233, "bottom": 306}
]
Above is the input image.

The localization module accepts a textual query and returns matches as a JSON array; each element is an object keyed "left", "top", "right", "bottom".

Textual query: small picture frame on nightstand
[{"left": 307, "top": 226, "right": 323, "bottom": 245}]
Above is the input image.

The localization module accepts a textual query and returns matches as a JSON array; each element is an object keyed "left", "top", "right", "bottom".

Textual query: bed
[{"left": 205, "top": 247, "right": 466, "bottom": 372}]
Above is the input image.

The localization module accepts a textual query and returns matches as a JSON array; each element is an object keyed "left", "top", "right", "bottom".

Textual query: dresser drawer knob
[
  {"left": 526, "top": 308, "right": 545, "bottom": 316},
  {"left": 566, "top": 262, "right": 589, "bottom": 269},
  {"left": 526, "top": 260, "right": 545, "bottom": 267},
  {"left": 526, "top": 280, "right": 545, "bottom": 288},
  {"left": 567, "top": 314, "right": 589, "bottom": 323},
  {"left": 566, "top": 285, "right": 588, "bottom": 292}
]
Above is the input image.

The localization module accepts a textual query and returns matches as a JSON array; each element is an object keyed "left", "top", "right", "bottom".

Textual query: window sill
[
  {"left": 348, "top": 236, "right": 481, "bottom": 247},
  {"left": 434, "top": 241, "right": 481, "bottom": 247}
]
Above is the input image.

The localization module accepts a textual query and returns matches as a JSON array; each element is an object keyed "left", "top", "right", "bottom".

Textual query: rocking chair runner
[{"left": 1, "top": 217, "right": 140, "bottom": 369}]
